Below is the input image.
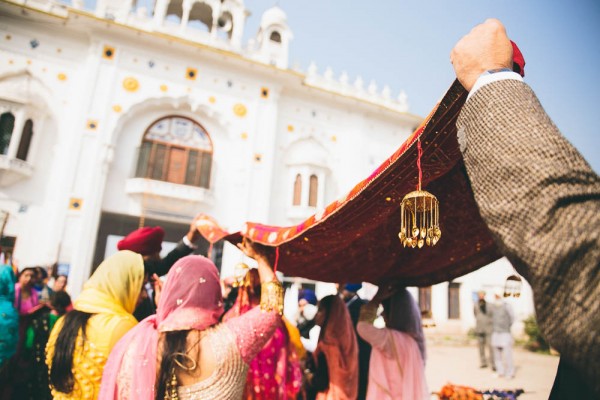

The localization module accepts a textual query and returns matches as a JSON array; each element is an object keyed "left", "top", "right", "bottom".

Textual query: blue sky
[{"left": 83, "top": 0, "right": 600, "bottom": 171}]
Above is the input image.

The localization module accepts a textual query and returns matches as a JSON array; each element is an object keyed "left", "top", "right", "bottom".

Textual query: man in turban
[
  {"left": 297, "top": 288, "right": 318, "bottom": 339},
  {"left": 118, "top": 214, "right": 203, "bottom": 320}
]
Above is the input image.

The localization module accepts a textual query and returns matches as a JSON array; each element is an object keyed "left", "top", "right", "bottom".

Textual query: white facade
[{"left": 0, "top": 0, "right": 534, "bottom": 333}]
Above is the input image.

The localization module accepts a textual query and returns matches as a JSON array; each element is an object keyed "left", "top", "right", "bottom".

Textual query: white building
[{"left": 0, "top": 0, "right": 534, "bottom": 334}]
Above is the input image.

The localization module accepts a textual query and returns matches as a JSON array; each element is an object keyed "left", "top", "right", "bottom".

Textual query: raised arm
[
  {"left": 451, "top": 18, "right": 600, "bottom": 394},
  {"left": 356, "top": 285, "right": 396, "bottom": 355},
  {"left": 227, "top": 239, "right": 283, "bottom": 363}
]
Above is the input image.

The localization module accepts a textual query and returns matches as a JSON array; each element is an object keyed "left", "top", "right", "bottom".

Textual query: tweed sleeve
[{"left": 457, "top": 79, "right": 600, "bottom": 393}]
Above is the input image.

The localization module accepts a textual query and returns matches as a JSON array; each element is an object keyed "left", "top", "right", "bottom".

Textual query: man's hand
[
  {"left": 151, "top": 273, "right": 163, "bottom": 307},
  {"left": 236, "top": 238, "right": 273, "bottom": 265},
  {"left": 372, "top": 282, "right": 399, "bottom": 303},
  {"left": 450, "top": 18, "right": 513, "bottom": 91},
  {"left": 186, "top": 213, "right": 203, "bottom": 243}
]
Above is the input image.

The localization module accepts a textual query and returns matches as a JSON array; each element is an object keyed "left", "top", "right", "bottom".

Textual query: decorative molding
[
  {"left": 68, "top": 197, "right": 83, "bottom": 210},
  {"left": 186, "top": 67, "right": 197, "bottom": 80},
  {"left": 233, "top": 103, "right": 247, "bottom": 117},
  {"left": 122, "top": 76, "right": 139, "bottom": 92},
  {"left": 86, "top": 119, "right": 98, "bottom": 130},
  {"left": 102, "top": 45, "right": 115, "bottom": 60}
]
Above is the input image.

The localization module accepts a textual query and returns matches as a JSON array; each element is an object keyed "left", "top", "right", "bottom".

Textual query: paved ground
[{"left": 425, "top": 344, "right": 559, "bottom": 399}]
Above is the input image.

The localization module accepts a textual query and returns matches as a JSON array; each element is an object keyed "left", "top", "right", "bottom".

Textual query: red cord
[
  {"left": 273, "top": 247, "right": 280, "bottom": 274},
  {"left": 417, "top": 138, "right": 423, "bottom": 191}
]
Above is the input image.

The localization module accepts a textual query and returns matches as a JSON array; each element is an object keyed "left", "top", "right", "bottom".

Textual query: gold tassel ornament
[
  {"left": 398, "top": 137, "right": 441, "bottom": 249},
  {"left": 399, "top": 190, "right": 441, "bottom": 248}
]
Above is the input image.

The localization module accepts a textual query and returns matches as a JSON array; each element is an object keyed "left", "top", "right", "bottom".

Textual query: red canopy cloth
[{"left": 198, "top": 80, "right": 503, "bottom": 286}]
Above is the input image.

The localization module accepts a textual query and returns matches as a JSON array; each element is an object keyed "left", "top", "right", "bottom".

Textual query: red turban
[{"left": 117, "top": 226, "right": 165, "bottom": 256}]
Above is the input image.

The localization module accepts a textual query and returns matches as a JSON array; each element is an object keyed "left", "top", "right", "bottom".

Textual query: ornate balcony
[
  {"left": 0, "top": 155, "right": 34, "bottom": 187},
  {"left": 125, "top": 178, "right": 214, "bottom": 217}
]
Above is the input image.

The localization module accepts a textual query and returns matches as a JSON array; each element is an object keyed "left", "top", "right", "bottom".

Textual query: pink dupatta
[
  {"left": 99, "top": 255, "right": 223, "bottom": 399},
  {"left": 314, "top": 296, "right": 359, "bottom": 400}
]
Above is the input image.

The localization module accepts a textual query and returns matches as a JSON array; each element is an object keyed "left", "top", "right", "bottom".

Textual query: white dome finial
[
  {"left": 368, "top": 80, "right": 377, "bottom": 95},
  {"left": 339, "top": 71, "right": 349, "bottom": 85},
  {"left": 354, "top": 76, "right": 364, "bottom": 90}
]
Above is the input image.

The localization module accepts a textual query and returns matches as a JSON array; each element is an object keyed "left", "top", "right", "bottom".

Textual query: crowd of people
[
  {"left": 0, "top": 217, "right": 430, "bottom": 400},
  {"left": 0, "top": 18, "right": 597, "bottom": 399},
  {"left": 0, "top": 264, "right": 72, "bottom": 399}
]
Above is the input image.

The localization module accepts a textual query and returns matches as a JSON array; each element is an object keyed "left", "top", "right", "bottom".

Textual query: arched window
[
  {"left": 270, "top": 31, "right": 282, "bottom": 43},
  {"left": 135, "top": 116, "right": 213, "bottom": 188},
  {"left": 188, "top": 2, "right": 213, "bottom": 32},
  {"left": 16, "top": 119, "right": 33, "bottom": 161},
  {"left": 0, "top": 112, "right": 15, "bottom": 155},
  {"left": 293, "top": 174, "right": 302, "bottom": 206},
  {"left": 308, "top": 174, "right": 318, "bottom": 207},
  {"left": 165, "top": 0, "right": 183, "bottom": 24}
]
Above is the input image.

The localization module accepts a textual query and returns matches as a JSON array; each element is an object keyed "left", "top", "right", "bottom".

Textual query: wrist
[
  {"left": 182, "top": 235, "right": 198, "bottom": 249},
  {"left": 480, "top": 67, "right": 512, "bottom": 76},
  {"left": 186, "top": 230, "right": 199, "bottom": 242},
  {"left": 468, "top": 69, "right": 523, "bottom": 100},
  {"left": 260, "top": 280, "right": 284, "bottom": 315}
]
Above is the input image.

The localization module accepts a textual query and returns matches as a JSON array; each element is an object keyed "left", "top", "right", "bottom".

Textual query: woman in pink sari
[
  {"left": 222, "top": 268, "right": 301, "bottom": 399},
  {"left": 309, "top": 294, "right": 358, "bottom": 400},
  {"left": 357, "top": 287, "right": 429, "bottom": 400},
  {"left": 100, "top": 240, "right": 284, "bottom": 400}
]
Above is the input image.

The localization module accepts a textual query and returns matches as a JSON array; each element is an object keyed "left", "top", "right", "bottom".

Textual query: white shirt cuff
[
  {"left": 182, "top": 235, "right": 197, "bottom": 249},
  {"left": 468, "top": 71, "right": 523, "bottom": 100}
]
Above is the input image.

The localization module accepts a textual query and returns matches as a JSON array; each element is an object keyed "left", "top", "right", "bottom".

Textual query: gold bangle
[{"left": 260, "top": 280, "right": 284, "bottom": 316}]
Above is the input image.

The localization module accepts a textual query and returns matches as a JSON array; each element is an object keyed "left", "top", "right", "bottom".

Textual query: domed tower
[
  {"left": 255, "top": 6, "right": 293, "bottom": 68},
  {"left": 152, "top": 0, "right": 248, "bottom": 48}
]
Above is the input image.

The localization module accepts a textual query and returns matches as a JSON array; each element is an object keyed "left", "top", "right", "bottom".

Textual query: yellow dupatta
[{"left": 75, "top": 250, "right": 144, "bottom": 316}]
